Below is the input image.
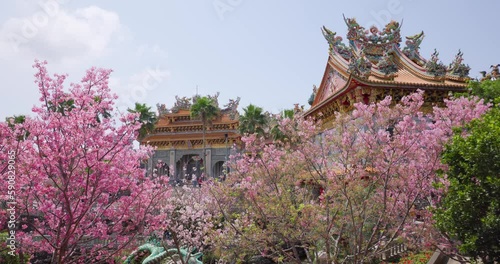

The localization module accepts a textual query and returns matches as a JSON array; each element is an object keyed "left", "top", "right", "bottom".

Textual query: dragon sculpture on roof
[
  {"left": 402, "top": 31, "right": 425, "bottom": 65},
  {"left": 447, "top": 49, "right": 470, "bottom": 78},
  {"left": 322, "top": 26, "right": 352, "bottom": 60},
  {"left": 348, "top": 50, "right": 372, "bottom": 79},
  {"left": 343, "top": 15, "right": 402, "bottom": 56},
  {"left": 376, "top": 49, "right": 398, "bottom": 76},
  {"left": 425, "top": 49, "right": 447, "bottom": 77}
]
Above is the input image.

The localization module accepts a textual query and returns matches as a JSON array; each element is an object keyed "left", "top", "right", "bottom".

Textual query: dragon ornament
[
  {"left": 124, "top": 243, "right": 203, "bottom": 264},
  {"left": 425, "top": 49, "right": 447, "bottom": 77},
  {"left": 321, "top": 26, "right": 352, "bottom": 60},
  {"left": 447, "top": 49, "right": 470, "bottom": 78},
  {"left": 171, "top": 96, "right": 192, "bottom": 113},
  {"left": 376, "top": 50, "right": 398, "bottom": 76},
  {"left": 308, "top": 85, "right": 318, "bottom": 106},
  {"left": 156, "top": 103, "right": 169, "bottom": 116},
  {"left": 348, "top": 51, "right": 372, "bottom": 79},
  {"left": 221, "top": 97, "right": 240, "bottom": 120},
  {"left": 402, "top": 31, "right": 425, "bottom": 65}
]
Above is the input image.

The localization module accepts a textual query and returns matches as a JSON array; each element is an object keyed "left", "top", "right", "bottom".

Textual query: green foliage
[
  {"left": 435, "top": 108, "right": 500, "bottom": 263},
  {"left": 5, "top": 115, "right": 29, "bottom": 140},
  {"left": 202, "top": 250, "right": 221, "bottom": 264},
  {"left": 269, "top": 109, "right": 295, "bottom": 142},
  {"left": 127, "top": 102, "right": 157, "bottom": 139},
  {"left": 0, "top": 231, "right": 25, "bottom": 264},
  {"left": 190, "top": 97, "right": 220, "bottom": 126},
  {"left": 281, "top": 109, "right": 294, "bottom": 119},
  {"left": 398, "top": 251, "right": 433, "bottom": 264},
  {"left": 5, "top": 115, "right": 26, "bottom": 127},
  {"left": 466, "top": 79, "right": 500, "bottom": 106},
  {"left": 238, "top": 104, "right": 268, "bottom": 136},
  {"left": 190, "top": 96, "right": 220, "bottom": 175},
  {"left": 47, "top": 99, "right": 75, "bottom": 115},
  {"left": 0, "top": 252, "right": 22, "bottom": 264}
]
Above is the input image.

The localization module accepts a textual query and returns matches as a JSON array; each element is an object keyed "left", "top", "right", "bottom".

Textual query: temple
[
  {"left": 305, "top": 17, "right": 471, "bottom": 129},
  {"left": 140, "top": 93, "right": 241, "bottom": 182}
]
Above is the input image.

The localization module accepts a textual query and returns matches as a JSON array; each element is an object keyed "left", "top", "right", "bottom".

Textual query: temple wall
[{"left": 147, "top": 146, "right": 232, "bottom": 182}]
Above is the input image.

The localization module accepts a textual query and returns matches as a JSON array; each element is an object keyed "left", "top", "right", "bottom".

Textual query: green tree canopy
[
  {"left": 190, "top": 96, "right": 220, "bottom": 125},
  {"left": 127, "top": 102, "right": 157, "bottom": 139},
  {"left": 435, "top": 108, "right": 500, "bottom": 263},
  {"left": 190, "top": 96, "right": 220, "bottom": 176},
  {"left": 238, "top": 104, "right": 268, "bottom": 136},
  {"left": 435, "top": 79, "right": 500, "bottom": 263},
  {"left": 5, "top": 115, "right": 26, "bottom": 128},
  {"left": 467, "top": 79, "right": 500, "bottom": 105}
]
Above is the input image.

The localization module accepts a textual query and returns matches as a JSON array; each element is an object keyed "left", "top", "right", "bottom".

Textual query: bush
[{"left": 398, "top": 251, "right": 433, "bottom": 264}]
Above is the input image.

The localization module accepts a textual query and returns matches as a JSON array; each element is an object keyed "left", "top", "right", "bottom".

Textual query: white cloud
[
  {"left": 0, "top": 5, "right": 122, "bottom": 64},
  {"left": 0, "top": 4, "right": 126, "bottom": 119},
  {"left": 0, "top": 3, "right": 173, "bottom": 120}
]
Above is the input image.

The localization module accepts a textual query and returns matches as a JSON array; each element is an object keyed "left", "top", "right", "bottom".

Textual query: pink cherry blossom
[{"left": 1, "top": 61, "right": 169, "bottom": 263}]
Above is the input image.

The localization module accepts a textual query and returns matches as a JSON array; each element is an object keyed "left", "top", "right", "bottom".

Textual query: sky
[{"left": 0, "top": 0, "right": 499, "bottom": 120}]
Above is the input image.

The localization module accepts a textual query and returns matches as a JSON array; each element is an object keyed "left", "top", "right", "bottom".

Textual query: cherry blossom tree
[
  {"left": 0, "top": 122, "right": 15, "bottom": 230},
  {"left": 159, "top": 186, "right": 214, "bottom": 264},
  {"left": 207, "top": 91, "right": 489, "bottom": 263},
  {"left": 1, "top": 60, "right": 169, "bottom": 263}
]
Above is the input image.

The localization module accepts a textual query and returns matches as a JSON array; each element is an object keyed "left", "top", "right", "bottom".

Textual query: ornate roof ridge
[
  {"left": 156, "top": 93, "right": 240, "bottom": 120},
  {"left": 323, "top": 17, "right": 471, "bottom": 80}
]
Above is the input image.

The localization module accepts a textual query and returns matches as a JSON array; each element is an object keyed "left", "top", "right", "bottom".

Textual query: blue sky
[{"left": 1, "top": 0, "right": 499, "bottom": 119}]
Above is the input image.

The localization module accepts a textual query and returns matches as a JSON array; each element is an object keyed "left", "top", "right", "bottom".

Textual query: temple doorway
[
  {"left": 175, "top": 154, "right": 203, "bottom": 184},
  {"left": 213, "top": 161, "right": 229, "bottom": 181}
]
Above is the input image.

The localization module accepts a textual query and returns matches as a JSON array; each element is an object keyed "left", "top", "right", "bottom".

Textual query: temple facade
[
  {"left": 140, "top": 93, "right": 241, "bottom": 183},
  {"left": 305, "top": 17, "right": 471, "bottom": 129}
]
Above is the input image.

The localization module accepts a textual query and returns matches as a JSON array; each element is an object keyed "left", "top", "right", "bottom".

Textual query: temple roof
[
  {"left": 141, "top": 93, "right": 241, "bottom": 150},
  {"left": 306, "top": 17, "right": 470, "bottom": 117}
]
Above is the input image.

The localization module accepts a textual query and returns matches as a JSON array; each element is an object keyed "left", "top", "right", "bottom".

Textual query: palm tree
[
  {"left": 190, "top": 96, "right": 220, "bottom": 176},
  {"left": 127, "top": 103, "right": 157, "bottom": 140},
  {"left": 239, "top": 104, "right": 268, "bottom": 136}
]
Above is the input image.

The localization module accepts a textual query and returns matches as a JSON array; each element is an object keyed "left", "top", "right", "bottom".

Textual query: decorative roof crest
[
  {"left": 156, "top": 103, "right": 169, "bottom": 115},
  {"left": 308, "top": 85, "right": 318, "bottom": 106},
  {"left": 447, "top": 49, "right": 470, "bottom": 78},
  {"left": 402, "top": 31, "right": 425, "bottom": 65},
  {"left": 425, "top": 49, "right": 447, "bottom": 77},
  {"left": 348, "top": 50, "right": 372, "bottom": 79},
  {"left": 322, "top": 26, "right": 352, "bottom": 60},
  {"left": 479, "top": 64, "right": 500, "bottom": 81},
  {"left": 343, "top": 15, "right": 402, "bottom": 55},
  {"left": 207, "top": 92, "right": 220, "bottom": 107},
  {"left": 221, "top": 97, "right": 240, "bottom": 120},
  {"left": 376, "top": 49, "right": 398, "bottom": 76},
  {"left": 171, "top": 95, "right": 192, "bottom": 113}
]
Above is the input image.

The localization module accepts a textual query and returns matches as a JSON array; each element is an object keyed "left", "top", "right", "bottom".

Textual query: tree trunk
[{"left": 202, "top": 120, "right": 206, "bottom": 178}]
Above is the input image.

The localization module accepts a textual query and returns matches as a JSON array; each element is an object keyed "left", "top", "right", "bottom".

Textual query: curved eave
[
  {"left": 326, "top": 44, "right": 469, "bottom": 85},
  {"left": 353, "top": 77, "right": 467, "bottom": 91},
  {"left": 305, "top": 42, "right": 468, "bottom": 119},
  {"left": 392, "top": 47, "right": 470, "bottom": 83},
  {"left": 304, "top": 72, "right": 467, "bottom": 119},
  {"left": 361, "top": 75, "right": 467, "bottom": 89}
]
